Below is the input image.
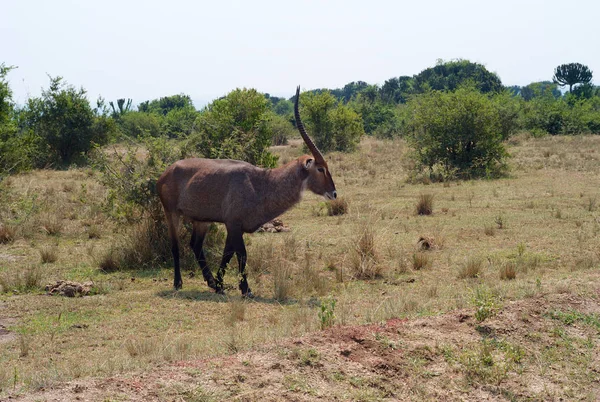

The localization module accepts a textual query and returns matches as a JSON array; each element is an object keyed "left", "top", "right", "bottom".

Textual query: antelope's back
[{"left": 157, "top": 158, "right": 261, "bottom": 222}]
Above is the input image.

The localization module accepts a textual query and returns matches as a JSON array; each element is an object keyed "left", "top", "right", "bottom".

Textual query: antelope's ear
[{"left": 303, "top": 158, "right": 314, "bottom": 170}]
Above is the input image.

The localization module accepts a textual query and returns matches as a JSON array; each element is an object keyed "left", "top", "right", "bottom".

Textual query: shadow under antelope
[{"left": 156, "top": 86, "right": 337, "bottom": 297}]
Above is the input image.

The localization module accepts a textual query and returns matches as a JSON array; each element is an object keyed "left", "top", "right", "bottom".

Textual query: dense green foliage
[
  {"left": 300, "top": 91, "right": 364, "bottom": 152},
  {"left": 407, "top": 87, "right": 510, "bottom": 179},
  {"left": 413, "top": 59, "right": 504, "bottom": 94},
  {"left": 190, "top": 88, "right": 278, "bottom": 167}
]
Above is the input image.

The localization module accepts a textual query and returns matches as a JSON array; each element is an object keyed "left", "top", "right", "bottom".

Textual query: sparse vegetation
[
  {"left": 1, "top": 132, "right": 600, "bottom": 400},
  {"left": 326, "top": 197, "right": 348, "bottom": 216}
]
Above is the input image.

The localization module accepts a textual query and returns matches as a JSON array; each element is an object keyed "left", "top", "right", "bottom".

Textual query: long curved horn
[{"left": 295, "top": 86, "right": 325, "bottom": 163}]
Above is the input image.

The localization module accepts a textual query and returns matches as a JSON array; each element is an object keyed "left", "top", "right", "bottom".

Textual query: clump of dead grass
[
  {"left": 0, "top": 224, "right": 15, "bottom": 244},
  {"left": 458, "top": 257, "right": 483, "bottom": 279},
  {"left": 416, "top": 193, "right": 434, "bottom": 215},
  {"left": 40, "top": 214, "right": 63, "bottom": 236},
  {"left": 273, "top": 259, "right": 294, "bottom": 302},
  {"left": 412, "top": 252, "right": 431, "bottom": 270},
  {"left": 0, "top": 265, "right": 44, "bottom": 293},
  {"left": 39, "top": 246, "right": 58, "bottom": 264},
  {"left": 499, "top": 262, "right": 517, "bottom": 280},
  {"left": 326, "top": 197, "right": 348, "bottom": 216},
  {"left": 350, "top": 226, "right": 382, "bottom": 279}
]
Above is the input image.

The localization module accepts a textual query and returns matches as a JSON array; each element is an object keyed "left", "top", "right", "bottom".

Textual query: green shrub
[
  {"left": 190, "top": 88, "right": 278, "bottom": 168},
  {"left": 119, "top": 111, "right": 163, "bottom": 138},
  {"left": 407, "top": 87, "right": 509, "bottom": 179},
  {"left": 19, "top": 76, "right": 114, "bottom": 165},
  {"left": 300, "top": 91, "right": 364, "bottom": 153}
]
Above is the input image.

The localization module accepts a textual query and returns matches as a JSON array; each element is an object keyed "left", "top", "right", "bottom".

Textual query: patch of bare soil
[{"left": 9, "top": 292, "right": 600, "bottom": 401}]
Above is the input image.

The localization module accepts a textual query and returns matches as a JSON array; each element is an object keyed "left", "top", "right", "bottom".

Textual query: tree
[
  {"left": 22, "top": 76, "right": 112, "bottom": 165},
  {"left": 300, "top": 91, "right": 364, "bottom": 152},
  {"left": 407, "top": 87, "right": 508, "bottom": 179},
  {"left": 413, "top": 59, "right": 503, "bottom": 94},
  {"left": 553, "top": 63, "right": 593, "bottom": 93},
  {"left": 138, "top": 94, "right": 194, "bottom": 115},
  {"left": 191, "top": 88, "right": 277, "bottom": 168},
  {"left": 520, "top": 81, "right": 561, "bottom": 101},
  {"left": 109, "top": 98, "right": 133, "bottom": 119}
]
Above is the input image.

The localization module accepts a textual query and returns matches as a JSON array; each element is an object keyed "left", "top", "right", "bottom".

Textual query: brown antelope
[{"left": 156, "top": 86, "right": 337, "bottom": 297}]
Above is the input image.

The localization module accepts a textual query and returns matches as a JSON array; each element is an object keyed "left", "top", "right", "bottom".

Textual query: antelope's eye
[{"left": 317, "top": 167, "right": 325, "bottom": 173}]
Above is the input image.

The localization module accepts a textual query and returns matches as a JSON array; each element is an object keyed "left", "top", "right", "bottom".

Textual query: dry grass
[
  {"left": 326, "top": 197, "right": 348, "bottom": 216},
  {"left": 39, "top": 246, "right": 58, "bottom": 264},
  {"left": 458, "top": 257, "right": 483, "bottom": 279},
  {"left": 2, "top": 136, "right": 600, "bottom": 399},
  {"left": 349, "top": 226, "right": 382, "bottom": 279},
  {"left": 415, "top": 193, "right": 434, "bottom": 215},
  {"left": 500, "top": 262, "right": 517, "bottom": 280},
  {"left": 411, "top": 252, "right": 430, "bottom": 270},
  {"left": 0, "top": 224, "right": 15, "bottom": 244}
]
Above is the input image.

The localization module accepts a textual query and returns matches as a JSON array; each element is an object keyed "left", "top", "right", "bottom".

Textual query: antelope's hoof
[
  {"left": 215, "top": 287, "right": 225, "bottom": 295},
  {"left": 174, "top": 282, "right": 183, "bottom": 290},
  {"left": 207, "top": 279, "right": 217, "bottom": 290},
  {"left": 242, "top": 290, "right": 255, "bottom": 299}
]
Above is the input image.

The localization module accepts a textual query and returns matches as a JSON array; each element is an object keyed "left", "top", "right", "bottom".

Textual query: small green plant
[
  {"left": 471, "top": 286, "right": 500, "bottom": 322},
  {"left": 416, "top": 193, "right": 434, "bottom": 215},
  {"left": 587, "top": 196, "right": 597, "bottom": 212},
  {"left": 318, "top": 297, "right": 336, "bottom": 330},
  {"left": 517, "top": 242, "right": 526, "bottom": 257}
]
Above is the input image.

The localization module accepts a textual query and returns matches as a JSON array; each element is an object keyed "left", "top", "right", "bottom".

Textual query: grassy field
[{"left": 1, "top": 134, "right": 600, "bottom": 400}]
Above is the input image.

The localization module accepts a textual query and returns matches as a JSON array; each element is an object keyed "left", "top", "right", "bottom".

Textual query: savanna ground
[{"left": 1, "top": 134, "right": 600, "bottom": 401}]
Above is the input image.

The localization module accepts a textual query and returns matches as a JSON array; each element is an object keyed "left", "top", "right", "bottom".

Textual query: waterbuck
[{"left": 156, "top": 86, "right": 337, "bottom": 297}]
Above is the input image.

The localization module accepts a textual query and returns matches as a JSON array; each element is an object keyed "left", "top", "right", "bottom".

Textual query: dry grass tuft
[
  {"left": 0, "top": 224, "right": 15, "bottom": 244},
  {"left": 484, "top": 225, "right": 495, "bottom": 236},
  {"left": 0, "top": 265, "right": 44, "bottom": 293},
  {"left": 499, "top": 262, "right": 517, "bottom": 280},
  {"left": 40, "top": 215, "right": 63, "bottom": 236},
  {"left": 458, "top": 257, "right": 483, "bottom": 279},
  {"left": 326, "top": 197, "right": 348, "bottom": 216},
  {"left": 39, "top": 246, "right": 58, "bottom": 264},
  {"left": 88, "top": 225, "right": 101, "bottom": 239},
  {"left": 227, "top": 298, "right": 247, "bottom": 325},
  {"left": 416, "top": 193, "right": 434, "bottom": 215},
  {"left": 99, "top": 248, "right": 122, "bottom": 272},
  {"left": 350, "top": 227, "right": 382, "bottom": 279},
  {"left": 273, "top": 259, "right": 293, "bottom": 302},
  {"left": 412, "top": 252, "right": 431, "bottom": 270}
]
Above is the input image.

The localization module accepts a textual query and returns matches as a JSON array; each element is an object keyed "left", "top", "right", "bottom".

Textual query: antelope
[{"left": 156, "top": 86, "right": 337, "bottom": 297}]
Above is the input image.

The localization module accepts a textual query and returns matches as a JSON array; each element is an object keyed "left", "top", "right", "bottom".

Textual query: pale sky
[{"left": 3, "top": 0, "right": 599, "bottom": 108}]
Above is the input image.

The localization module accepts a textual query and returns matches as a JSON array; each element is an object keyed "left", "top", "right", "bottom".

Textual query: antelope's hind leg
[
  {"left": 166, "top": 212, "right": 182, "bottom": 290},
  {"left": 190, "top": 221, "right": 216, "bottom": 290},
  {"left": 229, "top": 225, "right": 253, "bottom": 298}
]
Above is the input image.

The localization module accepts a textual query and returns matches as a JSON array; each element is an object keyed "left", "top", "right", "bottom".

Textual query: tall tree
[
  {"left": 413, "top": 59, "right": 503, "bottom": 94},
  {"left": 552, "top": 63, "right": 593, "bottom": 92}
]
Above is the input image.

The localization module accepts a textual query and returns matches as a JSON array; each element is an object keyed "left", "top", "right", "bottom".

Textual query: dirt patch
[
  {"left": 45, "top": 280, "right": 94, "bottom": 297},
  {"left": 8, "top": 292, "right": 600, "bottom": 401}
]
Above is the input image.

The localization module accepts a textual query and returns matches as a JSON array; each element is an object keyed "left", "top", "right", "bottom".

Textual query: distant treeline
[{"left": 1, "top": 59, "right": 599, "bottom": 180}]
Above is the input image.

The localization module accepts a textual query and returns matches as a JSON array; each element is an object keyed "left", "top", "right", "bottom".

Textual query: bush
[
  {"left": 119, "top": 111, "right": 163, "bottom": 138},
  {"left": 267, "top": 112, "right": 294, "bottom": 145},
  {"left": 300, "top": 91, "right": 364, "bottom": 153},
  {"left": 190, "top": 88, "right": 278, "bottom": 168},
  {"left": 407, "top": 87, "right": 509, "bottom": 179},
  {"left": 19, "top": 76, "right": 113, "bottom": 165}
]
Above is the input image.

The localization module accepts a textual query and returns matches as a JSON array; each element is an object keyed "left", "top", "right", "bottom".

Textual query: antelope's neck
[{"left": 261, "top": 159, "right": 306, "bottom": 221}]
